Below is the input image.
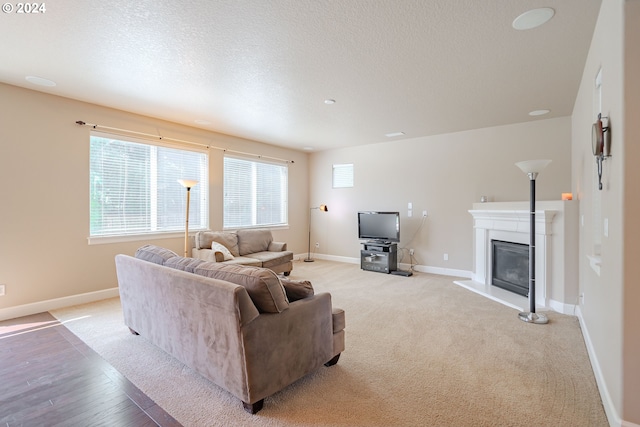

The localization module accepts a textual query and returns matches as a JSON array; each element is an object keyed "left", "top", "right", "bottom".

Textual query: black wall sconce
[{"left": 592, "top": 113, "right": 611, "bottom": 190}]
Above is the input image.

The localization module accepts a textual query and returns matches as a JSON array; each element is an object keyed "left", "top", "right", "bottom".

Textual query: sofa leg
[
  {"left": 243, "top": 399, "right": 264, "bottom": 414},
  {"left": 128, "top": 327, "right": 139, "bottom": 335},
  {"left": 324, "top": 353, "right": 340, "bottom": 367}
]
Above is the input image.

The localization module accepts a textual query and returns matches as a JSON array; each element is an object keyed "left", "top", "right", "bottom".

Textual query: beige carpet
[{"left": 51, "top": 260, "right": 608, "bottom": 427}]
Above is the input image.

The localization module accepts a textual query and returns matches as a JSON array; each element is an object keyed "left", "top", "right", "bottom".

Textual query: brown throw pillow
[{"left": 281, "top": 278, "right": 314, "bottom": 302}]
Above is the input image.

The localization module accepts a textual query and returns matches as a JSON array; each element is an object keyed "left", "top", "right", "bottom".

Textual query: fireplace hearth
[{"left": 492, "top": 240, "right": 529, "bottom": 297}]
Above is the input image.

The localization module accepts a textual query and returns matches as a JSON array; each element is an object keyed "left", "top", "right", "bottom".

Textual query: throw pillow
[
  {"left": 135, "top": 245, "right": 179, "bottom": 265},
  {"left": 280, "top": 278, "right": 314, "bottom": 302},
  {"left": 211, "top": 241, "right": 235, "bottom": 261},
  {"left": 194, "top": 263, "right": 289, "bottom": 313}
]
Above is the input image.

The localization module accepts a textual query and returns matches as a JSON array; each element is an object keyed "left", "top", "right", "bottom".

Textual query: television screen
[{"left": 357, "top": 211, "right": 400, "bottom": 242}]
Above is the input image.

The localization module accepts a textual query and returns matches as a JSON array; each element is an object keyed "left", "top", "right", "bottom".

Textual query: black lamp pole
[{"left": 515, "top": 160, "right": 550, "bottom": 324}]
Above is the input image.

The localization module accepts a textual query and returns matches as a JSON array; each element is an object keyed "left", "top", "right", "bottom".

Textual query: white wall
[
  {"left": 571, "top": 0, "right": 640, "bottom": 424},
  {"left": 623, "top": 1, "right": 640, "bottom": 422},
  {"left": 309, "top": 117, "right": 572, "bottom": 275},
  {"left": 0, "top": 83, "right": 309, "bottom": 313}
]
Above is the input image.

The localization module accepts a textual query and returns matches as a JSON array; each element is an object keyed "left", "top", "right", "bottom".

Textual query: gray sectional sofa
[
  {"left": 192, "top": 228, "right": 293, "bottom": 276},
  {"left": 115, "top": 244, "right": 345, "bottom": 414}
]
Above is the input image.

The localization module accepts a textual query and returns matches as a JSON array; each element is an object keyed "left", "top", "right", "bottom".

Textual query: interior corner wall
[
  {"left": 571, "top": 0, "right": 639, "bottom": 424},
  {"left": 0, "top": 83, "right": 309, "bottom": 313},
  {"left": 308, "top": 117, "right": 572, "bottom": 276}
]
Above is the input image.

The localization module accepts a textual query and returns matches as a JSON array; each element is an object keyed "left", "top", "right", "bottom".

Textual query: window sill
[
  {"left": 88, "top": 230, "right": 201, "bottom": 245},
  {"left": 587, "top": 254, "right": 601, "bottom": 276},
  {"left": 223, "top": 225, "right": 290, "bottom": 231}
]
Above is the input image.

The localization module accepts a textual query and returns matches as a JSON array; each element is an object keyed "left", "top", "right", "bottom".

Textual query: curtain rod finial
[{"left": 76, "top": 121, "right": 86, "bottom": 126}]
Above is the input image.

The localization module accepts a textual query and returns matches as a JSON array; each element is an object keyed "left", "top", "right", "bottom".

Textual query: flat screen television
[{"left": 357, "top": 211, "right": 400, "bottom": 243}]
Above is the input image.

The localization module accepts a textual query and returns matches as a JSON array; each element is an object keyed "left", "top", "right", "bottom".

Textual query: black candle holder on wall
[{"left": 592, "top": 113, "right": 611, "bottom": 190}]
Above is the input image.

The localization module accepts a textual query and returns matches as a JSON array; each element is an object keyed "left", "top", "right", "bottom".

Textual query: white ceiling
[{"left": 0, "top": 0, "right": 601, "bottom": 152}]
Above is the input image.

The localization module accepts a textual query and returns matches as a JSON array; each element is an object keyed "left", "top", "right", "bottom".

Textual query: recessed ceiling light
[
  {"left": 324, "top": 99, "right": 336, "bottom": 105},
  {"left": 385, "top": 132, "right": 405, "bottom": 138},
  {"left": 529, "top": 109, "right": 551, "bottom": 116},
  {"left": 512, "top": 8, "right": 555, "bottom": 30},
  {"left": 25, "top": 75, "right": 56, "bottom": 87}
]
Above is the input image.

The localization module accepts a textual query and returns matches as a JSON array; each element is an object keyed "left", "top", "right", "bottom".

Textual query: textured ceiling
[{"left": 0, "top": 0, "right": 601, "bottom": 151}]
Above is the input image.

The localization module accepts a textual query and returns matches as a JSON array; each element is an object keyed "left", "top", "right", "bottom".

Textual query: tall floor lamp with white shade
[
  {"left": 305, "top": 204, "right": 328, "bottom": 262},
  {"left": 515, "top": 159, "right": 551, "bottom": 324},
  {"left": 178, "top": 179, "right": 198, "bottom": 257}
]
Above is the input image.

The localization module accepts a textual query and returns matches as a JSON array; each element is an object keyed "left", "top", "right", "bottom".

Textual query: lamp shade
[
  {"left": 515, "top": 159, "right": 551, "bottom": 174},
  {"left": 178, "top": 179, "right": 198, "bottom": 188}
]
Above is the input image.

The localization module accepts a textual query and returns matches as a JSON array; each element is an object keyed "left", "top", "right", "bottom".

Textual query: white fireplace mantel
[
  {"left": 469, "top": 208, "right": 556, "bottom": 309},
  {"left": 456, "top": 200, "right": 578, "bottom": 314}
]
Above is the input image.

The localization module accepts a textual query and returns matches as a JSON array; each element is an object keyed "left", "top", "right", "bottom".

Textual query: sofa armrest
[
  {"left": 268, "top": 241, "right": 287, "bottom": 251},
  {"left": 240, "top": 293, "right": 335, "bottom": 403}
]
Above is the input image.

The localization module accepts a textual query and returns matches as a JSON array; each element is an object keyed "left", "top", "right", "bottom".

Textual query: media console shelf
[{"left": 361, "top": 242, "right": 397, "bottom": 273}]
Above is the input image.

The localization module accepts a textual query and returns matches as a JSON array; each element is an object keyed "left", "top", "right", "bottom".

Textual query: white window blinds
[
  {"left": 333, "top": 163, "right": 354, "bottom": 188},
  {"left": 223, "top": 155, "right": 288, "bottom": 228},
  {"left": 90, "top": 133, "right": 208, "bottom": 237}
]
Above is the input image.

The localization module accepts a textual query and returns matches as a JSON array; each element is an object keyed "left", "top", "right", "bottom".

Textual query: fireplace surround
[{"left": 455, "top": 201, "right": 579, "bottom": 314}]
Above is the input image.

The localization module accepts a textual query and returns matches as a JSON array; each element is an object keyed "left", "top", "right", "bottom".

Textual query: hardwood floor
[{"left": 0, "top": 312, "right": 181, "bottom": 427}]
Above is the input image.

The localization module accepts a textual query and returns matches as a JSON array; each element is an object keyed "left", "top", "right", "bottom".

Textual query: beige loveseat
[
  {"left": 115, "top": 245, "right": 345, "bottom": 414},
  {"left": 192, "top": 229, "right": 293, "bottom": 276}
]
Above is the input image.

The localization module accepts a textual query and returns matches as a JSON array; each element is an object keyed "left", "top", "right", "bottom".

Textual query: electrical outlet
[
  {"left": 409, "top": 249, "right": 414, "bottom": 256},
  {"left": 580, "top": 293, "right": 585, "bottom": 305},
  {"left": 315, "top": 242, "right": 320, "bottom": 248},
  {"left": 422, "top": 210, "right": 428, "bottom": 217},
  {"left": 0, "top": 284, "right": 5, "bottom": 296},
  {"left": 443, "top": 253, "right": 448, "bottom": 261}
]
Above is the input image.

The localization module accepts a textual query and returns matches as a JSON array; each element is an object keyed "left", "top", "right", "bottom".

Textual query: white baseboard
[
  {"left": 576, "top": 305, "right": 635, "bottom": 427},
  {"left": 549, "top": 299, "right": 578, "bottom": 316},
  {"left": 294, "top": 254, "right": 473, "bottom": 279},
  {"left": 0, "top": 288, "right": 120, "bottom": 322},
  {"left": 408, "top": 264, "right": 473, "bottom": 279}
]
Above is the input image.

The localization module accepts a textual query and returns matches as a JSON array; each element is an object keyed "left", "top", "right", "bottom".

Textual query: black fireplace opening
[{"left": 491, "top": 240, "right": 529, "bottom": 297}]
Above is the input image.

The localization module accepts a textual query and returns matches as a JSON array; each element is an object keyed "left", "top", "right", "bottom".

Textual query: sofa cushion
[
  {"left": 281, "top": 278, "right": 314, "bottom": 302},
  {"left": 247, "top": 251, "right": 293, "bottom": 269},
  {"left": 194, "top": 263, "right": 289, "bottom": 313},
  {"left": 236, "top": 229, "right": 273, "bottom": 256},
  {"left": 164, "top": 256, "right": 206, "bottom": 273},
  {"left": 195, "top": 231, "right": 240, "bottom": 257},
  {"left": 214, "top": 256, "right": 262, "bottom": 267},
  {"left": 135, "top": 245, "right": 179, "bottom": 265},
  {"left": 211, "top": 241, "right": 235, "bottom": 260}
]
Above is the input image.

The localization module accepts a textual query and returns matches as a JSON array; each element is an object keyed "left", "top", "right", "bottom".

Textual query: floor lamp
[
  {"left": 178, "top": 179, "right": 198, "bottom": 257},
  {"left": 515, "top": 160, "right": 551, "bottom": 324},
  {"left": 304, "top": 204, "right": 328, "bottom": 262}
]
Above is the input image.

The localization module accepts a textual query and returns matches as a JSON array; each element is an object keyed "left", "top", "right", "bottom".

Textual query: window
[
  {"left": 90, "top": 133, "right": 208, "bottom": 239},
  {"left": 224, "top": 155, "right": 288, "bottom": 229},
  {"left": 333, "top": 163, "right": 354, "bottom": 188}
]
